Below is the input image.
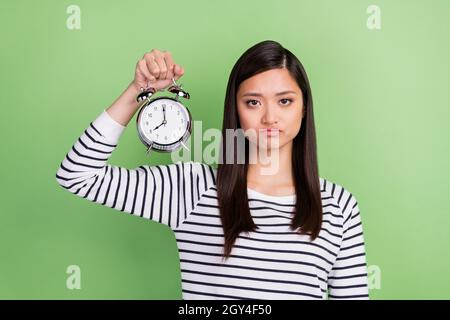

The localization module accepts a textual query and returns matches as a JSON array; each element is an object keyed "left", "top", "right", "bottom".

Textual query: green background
[{"left": 1, "top": 0, "right": 449, "bottom": 299}]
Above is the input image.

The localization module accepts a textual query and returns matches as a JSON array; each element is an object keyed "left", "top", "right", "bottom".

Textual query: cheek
[
  {"left": 237, "top": 107, "right": 259, "bottom": 142},
  {"left": 283, "top": 107, "right": 303, "bottom": 136},
  {"left": 237, "top": 107, "right": 255, "bottom": 130}
]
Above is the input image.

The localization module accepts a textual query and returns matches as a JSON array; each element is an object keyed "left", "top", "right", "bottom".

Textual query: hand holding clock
[
  {"left": 128, "top": 49, "right": 192, "bottom": 153},
  {"left": 133, "top": 49, "right": 185, "bottom": 93},
  {"left": 104, "top": 49, "right": 186, "bottom": 129}
]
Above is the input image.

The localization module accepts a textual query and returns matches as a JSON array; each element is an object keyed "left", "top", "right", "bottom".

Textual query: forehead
[{"left": 237, "top": 68, "right": 300, "bottom": 95}]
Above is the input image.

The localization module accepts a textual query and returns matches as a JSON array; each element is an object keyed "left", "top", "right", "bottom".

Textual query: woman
[{"left": 55, "top": 40, "right": 369, "bottom": 300}]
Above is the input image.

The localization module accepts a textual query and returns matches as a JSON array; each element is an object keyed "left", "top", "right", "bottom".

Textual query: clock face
[{"left": 138, "top": 97, "right": 190, "bottom": 146}]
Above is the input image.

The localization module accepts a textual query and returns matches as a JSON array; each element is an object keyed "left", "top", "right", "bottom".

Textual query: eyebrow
[{"left": 240, "top": 90, "right": 297, "bottom": 97}]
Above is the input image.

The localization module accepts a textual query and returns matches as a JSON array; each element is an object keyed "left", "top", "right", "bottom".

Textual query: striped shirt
[{"left": 55, "top": 109, "right": 369, "bottom": 300}]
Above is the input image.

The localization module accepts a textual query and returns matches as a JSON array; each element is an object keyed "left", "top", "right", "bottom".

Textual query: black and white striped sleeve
[
  {"left": 327, "top": 191, "right": 369, "bottom": 300},
  {"left": 55, "top": 109, "right": 215, "bottom": 230}
]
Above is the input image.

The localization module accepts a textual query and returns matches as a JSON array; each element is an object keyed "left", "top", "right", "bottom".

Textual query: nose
[{"left": 262, "top": 106, "right": 278, "bottom": 125}]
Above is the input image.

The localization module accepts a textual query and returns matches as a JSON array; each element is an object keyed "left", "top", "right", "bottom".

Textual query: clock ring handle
[
  {"left": 136, "top": 86, "right": 157, "bottom": 103},
  {"left": 168, "top": 77, "right": 190, "bottom": 99}
]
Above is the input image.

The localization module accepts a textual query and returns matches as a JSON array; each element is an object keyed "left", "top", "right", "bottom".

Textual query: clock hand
[
  {"left": 153, "top": 122, "right": 164, "bottom": 130},
  {"left": 153, "top": 107, "right": 168, "bottom": 130},
  {"left": 163, "top": 105, "right": 167, "bottom": 126}
]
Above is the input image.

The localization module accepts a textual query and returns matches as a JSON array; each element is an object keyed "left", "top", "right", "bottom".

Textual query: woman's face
[{"left": 236, "top": 68, "right": 305, "bottom": 150}]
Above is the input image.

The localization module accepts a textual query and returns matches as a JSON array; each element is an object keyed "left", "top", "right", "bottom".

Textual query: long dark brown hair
[{"left": 216, "top": 40, "right": 322, "bottom": 260}]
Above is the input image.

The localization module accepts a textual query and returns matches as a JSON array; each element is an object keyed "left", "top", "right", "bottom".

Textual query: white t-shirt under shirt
[{"left": 55, "top": 109, "right": 369, "bottom": 300}]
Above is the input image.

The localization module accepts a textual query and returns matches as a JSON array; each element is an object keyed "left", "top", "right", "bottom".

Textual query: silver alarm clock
[{"left": 135, "top": 78, "right": 191, "bottom": 155}]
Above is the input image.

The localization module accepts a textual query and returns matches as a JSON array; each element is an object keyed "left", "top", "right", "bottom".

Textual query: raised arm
[{"left": 55, "top": 49, "right": 216, "bottom": 230}]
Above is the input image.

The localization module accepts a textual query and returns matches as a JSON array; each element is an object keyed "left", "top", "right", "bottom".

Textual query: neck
[{"left": 247, "top": 141, "right": 294, "bottom": 188}]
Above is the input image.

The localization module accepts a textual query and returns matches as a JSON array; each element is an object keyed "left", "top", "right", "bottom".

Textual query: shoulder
[{"left": 319, "top": 176, "right": 359, "bottom": 222}]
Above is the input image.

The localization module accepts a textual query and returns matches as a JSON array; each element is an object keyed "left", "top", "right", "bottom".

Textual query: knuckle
[{"left": 152, "top": 67, "right": 160, "bottom": 74}]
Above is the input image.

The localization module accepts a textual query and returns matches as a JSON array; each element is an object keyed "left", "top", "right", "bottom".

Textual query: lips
[{"left": 260, "top": 128, "right": 280, "bottom": 136}]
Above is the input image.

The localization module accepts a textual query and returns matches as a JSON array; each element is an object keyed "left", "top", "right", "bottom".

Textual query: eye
[
  {"left": 280, "top": 98, "right": 293, "bottom": 106},
  {"left": 245, "top": 99, "right": 260, "bottom": 107}
]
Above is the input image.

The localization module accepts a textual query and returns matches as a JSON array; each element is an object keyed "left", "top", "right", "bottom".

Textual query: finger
[
  {"left": 163, "top": 51, "right": 175, "bottom": 80},
  {"left": 135, "top": 67, "right": 154, "bottom": 89},
  {"left": 168, "top": 65, "right": 175, "bottom": 81},
  {"left": 154, "top": 53, "right": 168, "bottom": 80},
  {"left": 138, "top": 59, "right": 155, "bottom": 83},
  {"left": 144, "top": 53, "right": 160, "bottom": 78},
  {"left": 173, "top": 64, "right": 185, "bottom": 80}
]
